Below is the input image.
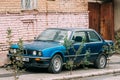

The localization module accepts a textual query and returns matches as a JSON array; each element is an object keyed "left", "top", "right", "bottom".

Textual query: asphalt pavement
[{"left": 0, "top": 54, "right": 120, "bottom": 80}]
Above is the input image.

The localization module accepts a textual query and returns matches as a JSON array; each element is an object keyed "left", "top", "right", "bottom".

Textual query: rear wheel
[
  {"left": 95, "top": 54, "right": 107, "bottom": 69},
  {"left": 48, "top": 54, "right": 63, "bottom": 73}
]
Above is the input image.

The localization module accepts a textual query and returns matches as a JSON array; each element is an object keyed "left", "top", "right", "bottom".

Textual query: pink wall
[{"left": 0, "top": 12, "right": 88, "bottom": 66}]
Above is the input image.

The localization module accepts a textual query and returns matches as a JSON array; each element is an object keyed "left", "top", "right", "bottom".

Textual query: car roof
[{"left": 47, "top": 27, "right": 94, "bottom": 32}]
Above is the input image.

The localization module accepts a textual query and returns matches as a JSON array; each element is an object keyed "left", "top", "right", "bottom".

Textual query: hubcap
[
  {"left": 53, "top": 57, "right": 61, "bottom": 71},
  {"left": 100, "top": 56, "right": 106, "bottom": 68}
]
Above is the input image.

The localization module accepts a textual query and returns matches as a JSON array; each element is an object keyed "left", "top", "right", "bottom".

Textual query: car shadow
[
  {"left": 25, "top": 64, "right": 95, "bottom": 73},
  {"left": 25, "top": 67, "right": 49, "bottom": 73},
  {"left": 0, "top": 64, "right": 96, "bottom": 79}
]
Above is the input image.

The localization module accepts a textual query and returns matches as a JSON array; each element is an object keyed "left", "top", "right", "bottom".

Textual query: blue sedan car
[{"left": 8, "top": 28, "right": 114, "bottom": 73}]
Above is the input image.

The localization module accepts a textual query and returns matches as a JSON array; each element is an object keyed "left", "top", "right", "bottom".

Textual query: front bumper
[{"left": 7, "top": 54, "right": 51, "bottom": 68}]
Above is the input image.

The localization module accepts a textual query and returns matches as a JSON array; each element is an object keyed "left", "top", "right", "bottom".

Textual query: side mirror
[
  {"left": 34, "top": 37, "right": 37, "bottom": 40},
  {"left": 71, "top": 40, "right": 75, "bottom": 44}
]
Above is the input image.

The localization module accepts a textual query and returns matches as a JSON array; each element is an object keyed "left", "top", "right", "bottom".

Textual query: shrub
[{"left": 6, "top": 27, "right": 24, "bottom": 80}]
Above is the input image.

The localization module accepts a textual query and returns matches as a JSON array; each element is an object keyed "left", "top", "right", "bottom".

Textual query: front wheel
[
  {"left": 94, "top": 54, "right": 107, "bottom": 69},
  {"left": 48, "top": 54, "right": 63, "bottom": 73}
]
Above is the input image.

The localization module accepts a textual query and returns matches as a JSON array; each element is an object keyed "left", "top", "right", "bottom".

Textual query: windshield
[{"left": 36, "top": 29, "right": 71, "bottom": 42}]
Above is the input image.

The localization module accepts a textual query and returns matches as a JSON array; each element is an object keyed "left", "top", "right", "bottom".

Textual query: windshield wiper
[
  {"left": 34, "top": 39, "right": 45, "bottom": 41},
  {"left": 35, "top": 39, "right": 56, "bottom": 42},
  {"left": 45, "top": 40, "right": 55, "bottom": 42}
]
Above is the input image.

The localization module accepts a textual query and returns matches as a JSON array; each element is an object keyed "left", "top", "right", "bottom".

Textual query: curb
[{"left": 52, "top": 69, "right": 120, "bottom": 80}]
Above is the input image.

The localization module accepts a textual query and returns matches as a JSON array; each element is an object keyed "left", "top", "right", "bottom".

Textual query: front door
[
  {"left": 85, "top": 31, "right": 104, "bottom": 61},
  {"left": 71, "top": 31, "right": 86, "bottom": 62}
]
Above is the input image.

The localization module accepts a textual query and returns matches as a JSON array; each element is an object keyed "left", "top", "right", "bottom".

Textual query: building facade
[
  {"left": 0, "top": 0, "right": 118, "bottom": 66},
  {"left": 0, "top": 0, "right": 88, "bottom": 66}
]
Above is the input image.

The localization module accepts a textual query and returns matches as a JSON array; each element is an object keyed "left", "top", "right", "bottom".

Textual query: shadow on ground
[
  {"left": 25, "top": 64, "right": 95, "bottom": 73},
  {"left": 0, "top": 73, "right": 13, "bottom": 78}
]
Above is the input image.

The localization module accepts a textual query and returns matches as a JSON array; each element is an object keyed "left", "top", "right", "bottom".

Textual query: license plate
[
  {"left": 16, "top": 57, "right": 29, "bottom": 62},
  {"left": 23, "top": 58, "right": 29, "bottom": 62}
]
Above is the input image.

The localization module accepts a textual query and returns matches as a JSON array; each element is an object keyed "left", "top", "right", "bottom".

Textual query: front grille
[{"left": 23, "top": 49, "right": 33, "bottom": 56}]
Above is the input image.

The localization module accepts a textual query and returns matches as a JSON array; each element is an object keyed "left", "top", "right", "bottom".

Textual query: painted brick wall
[
  {"left": 0, "top": 13, "right": 88, "bottom": 44},
  {"left": 0, "top": 12, "right": 88, "bottom": 66}
]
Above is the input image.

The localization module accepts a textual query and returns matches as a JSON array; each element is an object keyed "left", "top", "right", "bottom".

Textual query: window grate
[{"left": 21, "top": 0, "right": 37, "bottom": 10}]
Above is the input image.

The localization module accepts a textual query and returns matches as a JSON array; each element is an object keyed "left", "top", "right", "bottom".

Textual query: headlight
[
  {"left": 10, "top": 49, "right": 17, "bottom": 53},
  {"left": 38, "top": 51, "right": 42, "bottom": 56},
  {"left": 32, "top": 51, "right": 42, "bottom": 56},
  {"left": 33, "top": 51, "right": 37, "bottom": 56}
]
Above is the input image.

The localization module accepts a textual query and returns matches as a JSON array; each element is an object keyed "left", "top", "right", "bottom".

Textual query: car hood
[{"left": 23, "top": 41, "right": 62, "bottom": 51}]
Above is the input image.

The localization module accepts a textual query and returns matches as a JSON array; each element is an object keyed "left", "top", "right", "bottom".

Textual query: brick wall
[
  {"left": 0, "top": 0, "right": 20, "bottom": 13},
  {"left": 0, "top": 0, "right": 88, "bottom": 13},
  {"left": 0, "top": 44, "right": 8, "bottom": 66},
  {"left": 0, "top": 12, "right": 88, "bottom": 66},
  {"left": 38, "top": 0, "right": 88, "bottom": 12}
]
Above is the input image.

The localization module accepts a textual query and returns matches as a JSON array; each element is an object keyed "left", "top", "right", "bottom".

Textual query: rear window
[{"left": 87, "top": 31, "right": 101, "bottom": 42}]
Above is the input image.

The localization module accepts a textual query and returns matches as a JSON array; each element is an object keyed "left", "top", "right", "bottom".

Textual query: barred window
[{"left": 21, "top": 0, "right": 37, "bottom": 10}]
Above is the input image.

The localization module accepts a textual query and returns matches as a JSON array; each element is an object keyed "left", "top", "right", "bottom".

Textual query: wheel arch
[
  {"left": 51, "top": 52, "right": 65, "bottom": 63},
  {"left": 98, "top": 51, "right": 108, "bottom": 58}
]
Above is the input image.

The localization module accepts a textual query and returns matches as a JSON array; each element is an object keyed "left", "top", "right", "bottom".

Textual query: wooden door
[
  {"left": 100, "top": 2, "right": 114, "bottom": 40},
  {"left": 88, "top": 2, "right": 114, "bottom": 40},
  {"left": 88, "top": 3, "right": 101, "bottom": 33}
]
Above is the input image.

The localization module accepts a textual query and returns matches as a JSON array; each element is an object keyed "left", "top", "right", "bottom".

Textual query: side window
[
  {"left": 21, "top": 0, "right": 37, "bottom": 10},
  {"left": 72, "top": 31, "right": 86, "bottom": 42},
  {"left": 87, "top": 31, "right": 101, "bottom": 42}
]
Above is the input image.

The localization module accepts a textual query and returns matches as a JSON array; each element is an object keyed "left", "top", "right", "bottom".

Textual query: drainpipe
[{"left": 45, "top": 0, "right": 48, "bottom": 27}]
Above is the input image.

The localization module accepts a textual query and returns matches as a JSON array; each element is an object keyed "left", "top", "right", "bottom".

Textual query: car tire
[
  {"left": 48, "top": 54, "right": 63, "bottom": 73},
  {"left": 95, "top": 54, "right": 107, "bottom": 69}
]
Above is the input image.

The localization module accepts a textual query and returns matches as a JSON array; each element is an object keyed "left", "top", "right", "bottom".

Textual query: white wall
[{"left": 114, "top": 0, "right": 120, "bottom": 31}]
